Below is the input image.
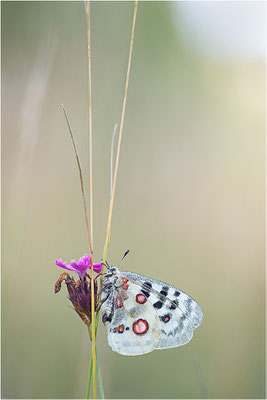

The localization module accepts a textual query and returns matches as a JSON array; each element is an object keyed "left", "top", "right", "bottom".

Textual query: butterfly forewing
[{"left": 123, "top": 271, "right": 203, "bottom": 349}]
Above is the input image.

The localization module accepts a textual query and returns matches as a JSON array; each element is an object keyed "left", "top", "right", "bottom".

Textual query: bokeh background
[{"left": 2, "top": 1, "right": 265, "bottom": 398}]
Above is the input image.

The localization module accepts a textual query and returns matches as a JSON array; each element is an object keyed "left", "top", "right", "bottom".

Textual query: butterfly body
[{"left": 101, "top": 267, "right": 203, "bottom": 356}]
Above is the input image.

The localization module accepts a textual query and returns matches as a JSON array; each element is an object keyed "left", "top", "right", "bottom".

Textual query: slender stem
[
  {"left": 84, "top": 0, "right": 94, "bottom": 244},
  {"left": 96, "top": 349, "right": 105, "bottom": 399},
  {"left": 102, "top": 0, "right": 138, "bottom": 265},
  {"left": 86, "top": 345, "right": 105, "bottom": 399},
  {"left": 86, "top": 354, "right": 93, "bottom": 400},
  {"left": 85, "top": 1, "right": 96, "bottom": 398},
  {"left": 110, "top": 124, "right": 118, "bottom": 196},
  {"left": 62, "top": 105, "right": 93, "bottom": 255}
]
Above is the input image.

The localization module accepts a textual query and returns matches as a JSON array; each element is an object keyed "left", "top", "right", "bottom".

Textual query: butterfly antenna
[
  {"left": 118, "top": 249, "right": 130, "bottom": 267},
  {"left": 104, "top": 261, "right": 112, "bottom": 271},
  {"left": 104, "top": 250, "right": 129, "bottom": 271}
]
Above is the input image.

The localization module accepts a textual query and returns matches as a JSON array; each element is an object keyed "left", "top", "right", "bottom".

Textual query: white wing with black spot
[
  {"left": 122, "top": 271, "right": 203, "bottom": 350},
  {"left": 100, "top": 268, "right": 203, "bottom": 356},
  {"left": 101, "top": 281, "right": 162, "bottom": 355}
]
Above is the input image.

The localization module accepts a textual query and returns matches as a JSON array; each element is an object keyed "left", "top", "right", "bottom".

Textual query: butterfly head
[
  {"left": 103, "top": 250, "right": 129, "bottom": 276},
  {"left": 103, "top": 260, "right": 118, "bottom": 273},
  {"left": 102, "top": 251, "right": 130, "bottom": 290}
]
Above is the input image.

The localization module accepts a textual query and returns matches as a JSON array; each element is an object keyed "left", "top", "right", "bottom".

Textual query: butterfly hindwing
[{"left": 101, "top": 280, "right": 161, "bottom": 355}]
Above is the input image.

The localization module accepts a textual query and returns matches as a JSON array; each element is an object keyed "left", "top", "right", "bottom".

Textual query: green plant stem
[
  {"left": 96, "top": 349, "right": 105, "bottom": 399},
  {"left": 86, "top": 356, "right": 93, "bottom": 400},
  {"left": 84, "top": 0, "right": 96, "bottom": 398},
  {"left": 86, "top": 344, "right": 105, "bottom": 399}
]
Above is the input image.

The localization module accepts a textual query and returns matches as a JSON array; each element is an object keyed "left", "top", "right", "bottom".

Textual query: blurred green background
[{"left": 2, "top": 1, "right": 265, "bottom": 398}]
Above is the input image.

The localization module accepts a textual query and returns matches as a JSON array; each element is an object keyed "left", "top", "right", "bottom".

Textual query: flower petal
[
  {"left": 78, "top": 254, "right": 91, "bottom": 268},
  {"left": 55, "top": 255, "right": 103, "bottom": 277},
  {"left": 70, "top": 260, "right": 78, "bottom": 269},
  {"left": 92, "top": 262, "right": 103, "bottom": 273},
  {"left": 55, "top": 259, "right": 76, "bottom": 272}
]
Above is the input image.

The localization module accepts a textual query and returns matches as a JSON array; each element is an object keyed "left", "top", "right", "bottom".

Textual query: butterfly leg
[{"left": 94, "top": 272, "right": 104, "bottom": 280}]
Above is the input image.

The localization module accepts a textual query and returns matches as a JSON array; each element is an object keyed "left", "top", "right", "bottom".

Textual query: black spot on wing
[
  {"left": 160, "top": 286, "right": 169, "bottom": 297},
  {"left": 169, "top": 299, "right": 179, "bottom": 310},
  {"left": 174, "top": 290, "right": 180, "bottom": 297},
  {"left": 141, "top": 281, "right": 152, "bottom": 298},
  {"left": 143, "top": 281, "right": 152, "bottom": 290},
  {"left": 141, "top": 289, "right": 150, "bottom": 298},
  {"left": 153, "top": 301, "right": 163, "bottom": 309}
]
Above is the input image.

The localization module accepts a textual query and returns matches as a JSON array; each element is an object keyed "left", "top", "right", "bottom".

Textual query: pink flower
[{"left": 55, "top": 254, "right": 103, "bottom": 277}]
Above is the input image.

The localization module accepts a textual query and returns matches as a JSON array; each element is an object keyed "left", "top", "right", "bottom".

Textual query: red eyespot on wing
[
  {"left": 118, "top": 325, "right": 124, "bottom": 333},
  {"left": 121, "top": 277, "right": 129, "bottom": 290},
  {"left": 133, "top": 319, "right": 149, "bottom": 335},
  {"left": 160, "top": 313, "right": 171, "bottom": 323},
  {"left": 113, "top": 327, "right": 118, "bottom": 333},
  {"left": 136, "top": 294, "right": 147, "bottom": 304},
  {"left": 115, "top": 297, "right": 123, "bottom": 308}
]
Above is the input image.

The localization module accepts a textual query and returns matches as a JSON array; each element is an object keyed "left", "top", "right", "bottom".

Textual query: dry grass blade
[
  {"left": 84, "top": 1, "right": 96, "bottom": 398},
  {"left": 110, "top": 123, "right": 118, "bottom": 196},
  {"left": 61, "top": 105, "right": 93, "bottom": 254},
  {"left": 102, "top": 0, "right": 138, "bottom": 265}
]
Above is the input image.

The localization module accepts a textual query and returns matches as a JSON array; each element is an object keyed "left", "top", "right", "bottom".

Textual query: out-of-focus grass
[{"left": 2, "top": 1, "right": 265, "bottom": 399}]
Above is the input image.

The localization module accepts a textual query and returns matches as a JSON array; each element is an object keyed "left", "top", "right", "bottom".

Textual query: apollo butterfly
[{"left": 100, "top": 265, "right": 203, "bottom": 356}]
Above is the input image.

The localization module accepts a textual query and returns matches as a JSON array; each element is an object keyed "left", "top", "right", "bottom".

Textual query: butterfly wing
[
  {"left": 101, "top": 270, "right": 203, "bottom": 356},
  {"left": 122, "top": 271, "right": 203, "bottom": 350},
  {"left": 101, "top": 281, "right": 162, "bottom": 355}
]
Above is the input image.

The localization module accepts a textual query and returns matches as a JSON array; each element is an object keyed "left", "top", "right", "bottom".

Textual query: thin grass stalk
[
  {"left": 102, "top": 0, "right": 138, "bottom": 269},
  {"left": 96, "top": 349, "right": 105, "bottom": 399},
  {"left": 110, "top": 124, "right": 118, "bottom": 196},
  {"left": 62, "top": 106, "right": 93, "bottom": 254},
  {"left": 84, "top": 0, "right": 97, "bottom": 398},
  {"left": 86, "top": 355, "right": 93, "bottom": 400},
  {"left": 87, "top": 347, "right": 105, "bottom": 399},
  {"left": 84, "top": 0, "right": 94, "bottom": 243}
]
